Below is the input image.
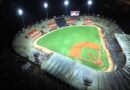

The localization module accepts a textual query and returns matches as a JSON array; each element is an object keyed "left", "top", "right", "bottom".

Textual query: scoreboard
[{"left": 70, "top": 11, "right": 80, "bottom": 16}]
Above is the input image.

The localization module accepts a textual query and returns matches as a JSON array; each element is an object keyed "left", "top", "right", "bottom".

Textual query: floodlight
[
  {"left": 43, "top": 2, "right": 49, "bottom": 18},
  {"left": 18, "top": 9, "right": 23, "bottom": 16},
  {"left": 88, "top": 0, "right": 93, "bottom": 5},
  {"left": 17, "top": 8, "right": 25, "bottom": 27},
  {"left": 64, "top": 0, "right": 69, "bottom": 6},
  {"left": 87, "top": 0, "right": 93, "bottom": 14},
  {"left": 44, "top": 2, "right": 48, "bottom": 8}
]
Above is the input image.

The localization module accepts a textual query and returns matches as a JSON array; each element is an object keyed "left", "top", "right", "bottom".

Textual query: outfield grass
[{"left": 37, "top": 26, "right": 109, "bottom": 71}]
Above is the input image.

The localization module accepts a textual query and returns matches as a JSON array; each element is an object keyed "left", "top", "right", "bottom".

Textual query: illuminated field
[{"left": 37, "top": 26, "right": 110, "bottom": 71}]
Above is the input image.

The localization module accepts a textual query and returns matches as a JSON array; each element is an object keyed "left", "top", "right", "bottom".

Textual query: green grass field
[{"left": 37, "top": 26, "right": 109, "bottom": 71}]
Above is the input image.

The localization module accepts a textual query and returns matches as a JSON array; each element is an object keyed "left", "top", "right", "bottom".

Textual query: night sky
[
  {"left": 0, "top": 0, "right": 130, "bottom": 42},
  {"left": 0, "top": 0, "right": 130, "bottom": 89}
]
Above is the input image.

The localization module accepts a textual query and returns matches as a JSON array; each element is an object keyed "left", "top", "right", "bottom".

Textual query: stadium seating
[
  {"left": 13, "top": 15, "right": 130, "bottom": 90},
  {"left": 48, "top": 22, "right": 58, "bottom": 30},
  {"left": 55, "top": 17, "right": 67, "bottom": 27},
  {"left": 65, "top": 18, "right": 76, "bottom": 25}
]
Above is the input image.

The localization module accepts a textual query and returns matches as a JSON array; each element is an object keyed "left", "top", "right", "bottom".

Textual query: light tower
[
  {"left": 64, "top": 0, "right": 69, "bottom": 16},
  {"left": 18, "top": 8, "right": 25, "bottom": 27},
  {"left": 43, "top": 2, "right": 48, "bottom": 18},
  {"left": 87, "top": 0, "right": 93, "bottom": 14}
]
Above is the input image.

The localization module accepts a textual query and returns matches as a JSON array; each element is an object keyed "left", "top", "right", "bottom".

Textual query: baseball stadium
[
  {"left": 13, "top": 15, "right": 129, "bottom": 90},
  {"left": 3, "top": 0, "right": 129, "bottom": 90},
  {"left": 35, "top": 25, "right": 111, "bottom": 71}
]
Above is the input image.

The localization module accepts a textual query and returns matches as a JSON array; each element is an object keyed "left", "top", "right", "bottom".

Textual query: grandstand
[
  {"left": 55, "top": 17, "right": 67, "bottom": 27},
  {"left": 13, "top": 15, "right": 130, "bottom": 90}
]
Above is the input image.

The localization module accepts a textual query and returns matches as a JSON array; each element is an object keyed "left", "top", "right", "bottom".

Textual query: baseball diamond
[
  {"left": 35, "top": 25, "right": 112, "bottom": 71},
  {"left": 13, "top": 15, "right": 129, "bottom": 90}
]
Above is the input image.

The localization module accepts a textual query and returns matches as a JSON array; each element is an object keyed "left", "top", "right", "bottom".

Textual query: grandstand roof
[{"left": 0, "top": 0, "right": 130, "bottom": 90}]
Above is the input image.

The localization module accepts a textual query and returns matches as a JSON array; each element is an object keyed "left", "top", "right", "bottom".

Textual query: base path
[{"left": 70, "top": 42, "right": 102, "bottom": 65}]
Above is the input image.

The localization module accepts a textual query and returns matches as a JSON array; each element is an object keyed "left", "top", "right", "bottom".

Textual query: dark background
[{"left": 0, "top": 0, "right": 130, "bottom": 89}]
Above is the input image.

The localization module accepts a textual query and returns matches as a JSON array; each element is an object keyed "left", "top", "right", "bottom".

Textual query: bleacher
[
  {"left": 55, "top": 17, "right": 67, "bottom": 28},
  {"left": 41, "top": 53, "right": 95, "bottom": 90},
  {"left": 66, "top": 18, "right": 76, "bottom": 25},
  {"left": 27, "top": 29, "right": 42, "bottom": 41},
  {"left": 48, "top": 22, "right": 57, "bottom": 30},
  {"left": 83, "top": 18, "right": 94, "bottom": 25}
]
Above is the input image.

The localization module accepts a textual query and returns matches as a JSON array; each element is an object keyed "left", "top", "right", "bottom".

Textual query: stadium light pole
[
  {"left": 43, "top": 2, "right": 48, "bottom": 19},
  {"left": 18, "top": 8, "right": 25, "bottom": 27},
  {"left": 87, "top": 0, "right": 93, "bottom": 14},
  {"left": 64, "top": 0, "right": 69, "bottom": 16}
]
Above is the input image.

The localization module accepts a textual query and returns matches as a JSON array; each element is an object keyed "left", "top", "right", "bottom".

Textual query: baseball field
[{"left": 36, "top": 26, "right": 110, "bottom": 71}]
